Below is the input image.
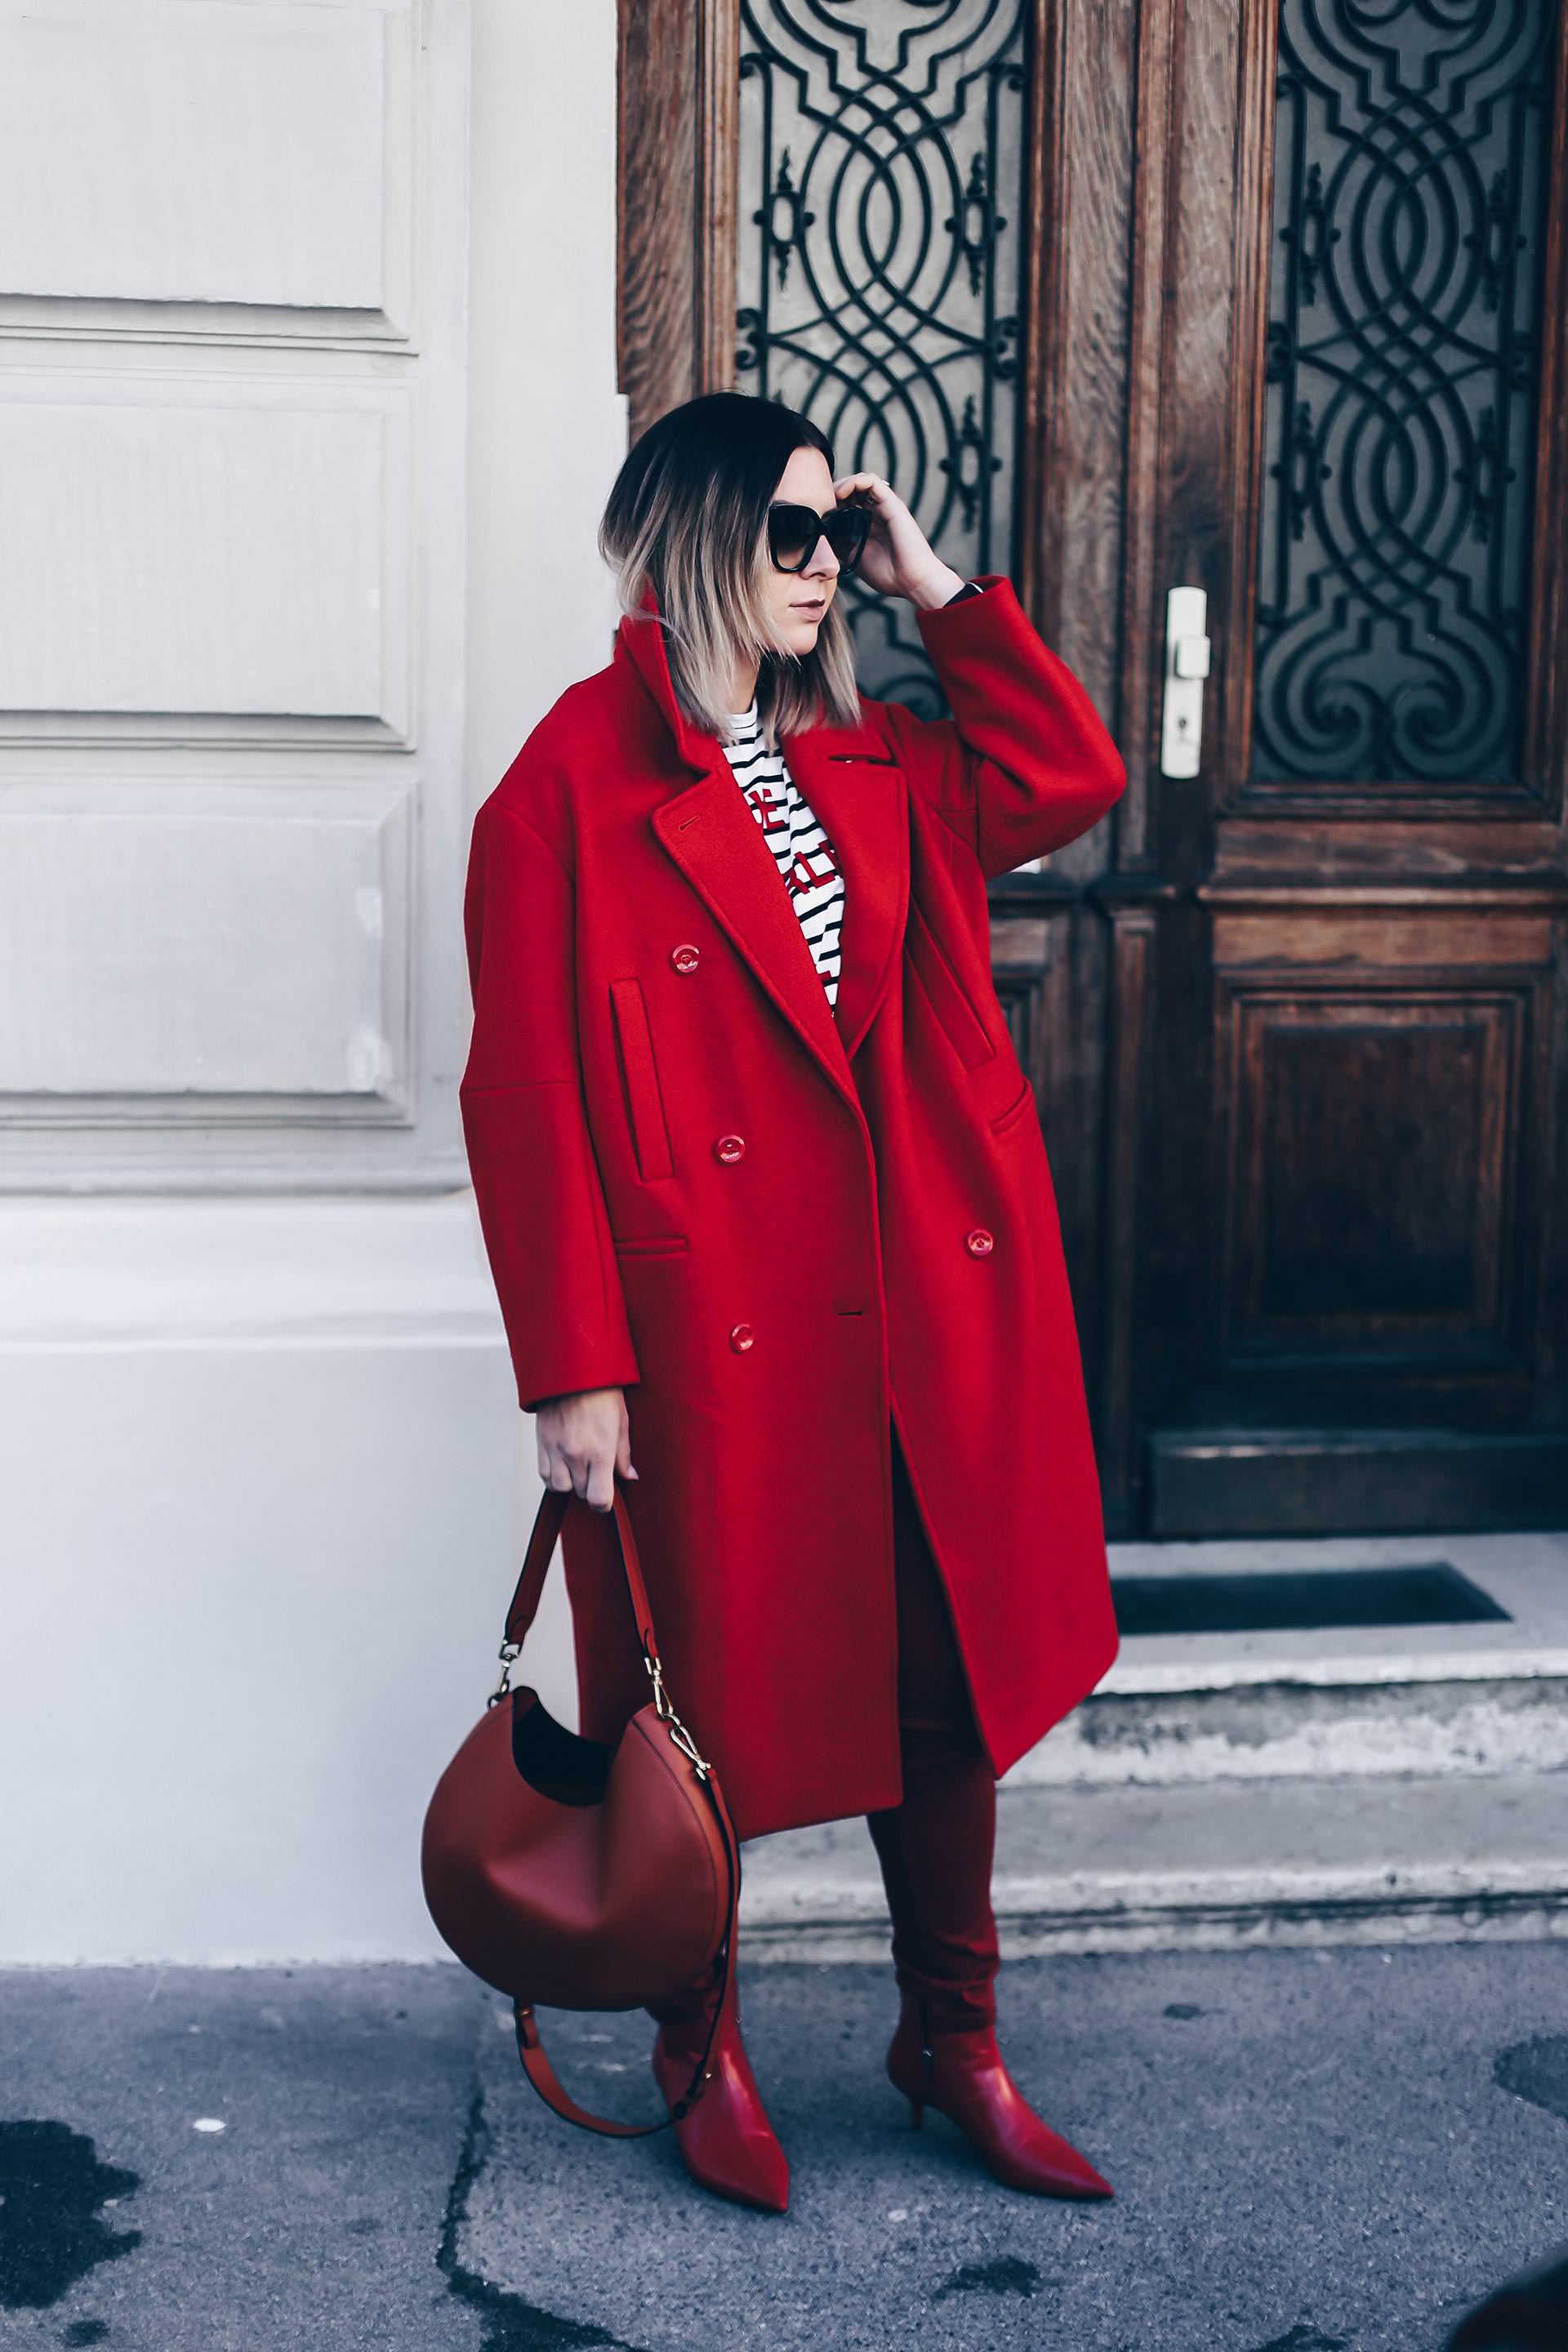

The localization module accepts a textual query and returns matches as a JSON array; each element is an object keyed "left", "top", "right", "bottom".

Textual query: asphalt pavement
[{"left": 2, "top": 1942, "right": 1565, "bottom": 2350}]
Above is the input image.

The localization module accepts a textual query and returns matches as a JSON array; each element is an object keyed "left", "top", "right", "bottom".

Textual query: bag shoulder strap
[{"left": 511, "top": 1769, "right": 742, "bottom": 2138}]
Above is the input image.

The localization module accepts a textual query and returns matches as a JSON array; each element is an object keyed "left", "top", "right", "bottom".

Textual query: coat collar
[{"left": 613, "top": 589, "right": 908, "bottom": 1099}]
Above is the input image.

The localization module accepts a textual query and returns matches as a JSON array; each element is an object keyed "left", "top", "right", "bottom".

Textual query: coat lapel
[
  {"left": 777, "top": 729, "right": 909, "bottom": 1066},
  {"left": 653, "top": 770, "right": 856, "bottom": 1099},
  {"left": 617, "top": 591, "right": 909, "bottom": 1099}
]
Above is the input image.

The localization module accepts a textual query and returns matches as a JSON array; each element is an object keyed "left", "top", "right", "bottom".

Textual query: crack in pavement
[{"left": 438, "top": 2083, "right": 646, "bottom": 2352}]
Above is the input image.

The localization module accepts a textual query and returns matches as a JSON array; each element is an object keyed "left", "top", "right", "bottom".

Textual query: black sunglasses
[{"left": 766, "top": 497, "right": 871, "bottom": 575}]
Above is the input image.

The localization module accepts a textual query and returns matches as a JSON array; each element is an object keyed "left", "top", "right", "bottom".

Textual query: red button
[
  {"left": 965, "top": 1227, "right": 995, "bottom": 1258},
  {"left": 670, "top": 942, "right": 701, "bottom": 974},
  {"left": 714, "top": 1134, "right": 746, "bottom": 1164},
  {"left": 728, "top": 1322, "right": 755, "bottom": 1352}
]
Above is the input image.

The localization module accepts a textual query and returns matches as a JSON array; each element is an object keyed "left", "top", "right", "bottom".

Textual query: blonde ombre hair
[{"left": 598, "top": 391, "right": 863, "bottom": 750}]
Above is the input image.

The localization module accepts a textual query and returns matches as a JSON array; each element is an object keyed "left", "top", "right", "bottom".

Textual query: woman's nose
[{"left": 805, "top": 536, "right": 840, "bottom": 578}]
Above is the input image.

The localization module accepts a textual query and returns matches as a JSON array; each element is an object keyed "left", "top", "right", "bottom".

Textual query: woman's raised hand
[
  {"left": 831, "top": 472, "right": 964, "bottom": 609},
  {"left": 534, "top": 1387, "right": 637, "bottom": 1513}
]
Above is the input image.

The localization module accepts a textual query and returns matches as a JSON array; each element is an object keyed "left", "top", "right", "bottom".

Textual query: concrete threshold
[
  {"left": 737, "top": 1771, "right": 1568, "bottom": 1958},
  {"left": 1099, "top": 1526, "right": 1568, "bottom": 1690}
]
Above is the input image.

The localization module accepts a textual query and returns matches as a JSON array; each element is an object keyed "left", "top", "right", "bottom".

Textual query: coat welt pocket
[
  {"left": 989, "top": 1080, "right": 1036, "bottom": 1137},
  {"left": 608, "top": 977, "right": 675, "bottom": 1181},
  {"left": 906, "top": 902, "right": 996, "bottom": 1071},
  {"left": 612, "top": 1233, "right": 689, "bottom": 1257}
]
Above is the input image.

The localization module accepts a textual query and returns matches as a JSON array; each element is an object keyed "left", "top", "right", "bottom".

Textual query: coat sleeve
[
  {"left": 882, "top": 573, "right": 1126, "bottom": 880},
  {"left": 459, "top": 796, "right": 640, "bottom": 1414}
]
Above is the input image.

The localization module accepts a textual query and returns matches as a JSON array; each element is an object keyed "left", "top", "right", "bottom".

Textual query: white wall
[
  {"left": 461, "top": 0, "right": 631, "bottom": 1762},
  {"left": 466, "top": 0, "right": 629, "bottom": 797},
  {"left": 0, "top": 0, "right": 626, "bottom": 1962}
]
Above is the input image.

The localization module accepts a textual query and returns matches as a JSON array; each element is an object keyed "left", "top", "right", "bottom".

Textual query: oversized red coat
[{"left": 459, "top": 573, "right": 1126, "bottom": 1841}]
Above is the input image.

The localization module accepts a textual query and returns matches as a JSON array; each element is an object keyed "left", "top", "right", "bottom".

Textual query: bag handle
[
  {"left": 496, "top": 1475, "right": 743, "bottom": 2139},
  {"left": 492, "top": 1477, "right": 710, "bottom": 1778},
  {"left": 501, "top": 1479, "right": 657, "bottom": 1659}
]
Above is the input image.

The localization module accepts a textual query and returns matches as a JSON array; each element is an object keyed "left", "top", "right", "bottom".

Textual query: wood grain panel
[
  {"left": 1049, "top": 0, "right": 1136, "bottom": 727},
  {"left": 1095, "top": 903, "right": 1157, "bottom": 1526},
  {"left": 1218, "top": 989, "right": 1526, "bottom": 1357},
  {"left": 1112, "top": 0, "right": 1180, "bottom": 873},
  {"left": 1017, "top": 0, "right": 1069, "bottom": 649},
  {"left": 616, "top": 0, "right": 700, "bottom": 436},
  {"left": 1524, "top": 2, "right": 1568, "bottom": 813},
  {"left": 616, "top": 0, "right": 737, "bottom": 439},
  {"left": 991, "top": 887, "right": 1119, "bottom": 1457}
]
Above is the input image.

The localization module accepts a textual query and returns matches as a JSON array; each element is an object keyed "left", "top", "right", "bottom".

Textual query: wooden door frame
[{"left": 614, "top": 0, "right": 739, "bottom": 441}]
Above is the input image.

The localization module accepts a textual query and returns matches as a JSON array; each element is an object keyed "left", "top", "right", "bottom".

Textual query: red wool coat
[{"left": 460, "top": 573, "right": 1127, "bottom": 1842}]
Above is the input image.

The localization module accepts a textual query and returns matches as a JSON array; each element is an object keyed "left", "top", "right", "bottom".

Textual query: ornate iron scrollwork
[
  {"left": 737, "top": 0, "right": 1030, "bottom": 714},
  {"left": 1253, "top": 0, "right": 1555, "bottom": 786}
]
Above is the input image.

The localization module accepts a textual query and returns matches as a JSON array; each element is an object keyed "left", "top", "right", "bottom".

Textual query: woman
[{"left": 459, "top": 390, "right": 1126, "bottom": 2216}]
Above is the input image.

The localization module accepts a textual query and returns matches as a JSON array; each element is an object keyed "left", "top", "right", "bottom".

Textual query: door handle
[{"left": 1160, "top": 586, "right": 1212, "bottom": 779}]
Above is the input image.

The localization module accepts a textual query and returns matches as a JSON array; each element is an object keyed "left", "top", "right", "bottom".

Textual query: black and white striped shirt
[
  {"left": 723, "top": 702, "right": 846, "bottom": 1009},
  {"left": 720, "top": 583, "right": 983, "bottom": 1011}
]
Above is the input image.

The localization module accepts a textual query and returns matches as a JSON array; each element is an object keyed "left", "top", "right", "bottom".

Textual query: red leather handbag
[{"left": 421, "top": 1478, "right": 741, "bottom": 2136}]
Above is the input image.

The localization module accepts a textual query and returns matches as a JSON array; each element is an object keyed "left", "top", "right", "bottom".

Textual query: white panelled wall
[{"left": 0, "top": 0, "right": 624, "bottom": 1961}]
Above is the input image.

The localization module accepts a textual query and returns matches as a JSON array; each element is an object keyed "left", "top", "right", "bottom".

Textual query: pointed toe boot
[
  {"left": 652, "top": 2002, "right": 791, "bottom": 2214},
  {"left": 887, "top": 2002, "right": 1112, "bottom": 2201}
]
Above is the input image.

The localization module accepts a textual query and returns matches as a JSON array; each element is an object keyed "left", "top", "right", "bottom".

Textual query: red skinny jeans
[
  {"left": 864, "top": 1416, "right": 1000, "bottom": 2033},
  {"left": 649, "top": 1419, "right": 1000, "bottom": 2034}
]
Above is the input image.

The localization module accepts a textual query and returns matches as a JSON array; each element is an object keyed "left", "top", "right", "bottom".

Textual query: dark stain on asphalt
[
  {"left": 1494, "top": 2035, "right": 1568, "bottom": 2123},
  {"left": 1250, "top": 2328, "right": 1348, "bottom": 2351},
  {"left": 933, "top": 2256, "right": 1042, "bottom": 2301},
  {"left": 63, "top": 2324, "right": 111, "bottom": 2346},
  {"left": 0, "top": 2121, "right": 141, "bottom": 2310},
  {"left": 439, "top": 2087, "right": 645, "bottom": 2350},
  {"left": 1164, "top": 2002, "right": 1207, "bottom": 2019}
]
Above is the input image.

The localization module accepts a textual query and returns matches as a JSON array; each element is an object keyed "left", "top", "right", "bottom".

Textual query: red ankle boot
[
  {"left": 651, "top": 1992, "right": 790, "bottom": 2214},
  {"left": 887, "top": 2000, "right": 1112, "bottom": 2200}
]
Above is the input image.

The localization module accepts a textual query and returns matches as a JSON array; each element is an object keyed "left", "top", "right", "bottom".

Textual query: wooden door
[
  {"left": 614, "top": 0, "right": 1568, "bottom": 1536},
  {"left": 1120, "top": 0, "right": 1568, "bottom": 1532}
]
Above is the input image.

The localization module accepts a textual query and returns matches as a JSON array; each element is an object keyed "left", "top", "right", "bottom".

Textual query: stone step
[
  {"left": 738, "top": 1771, "right": 1568, "bottom": 1958},
  {"left": 1028, "top": 1526, "right": 1568, "bottom": 1785},
  {"left": 1013, "top": 1658, "right": 1568, "bottom": 1786}
]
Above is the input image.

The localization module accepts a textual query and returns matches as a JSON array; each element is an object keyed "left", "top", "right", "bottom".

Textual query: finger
[
  {"left": 585, "top": 1450, "right": 615, "bottom": 1513},
  {"left": 615, "top": 1418, "right": 639, "bottom": 1482},
  {"left": 834, "top": 470, "right": 900, "bottom": 503},
  {"left": 544, "top": 1450, "right": 573, "bottom": 1494}
]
